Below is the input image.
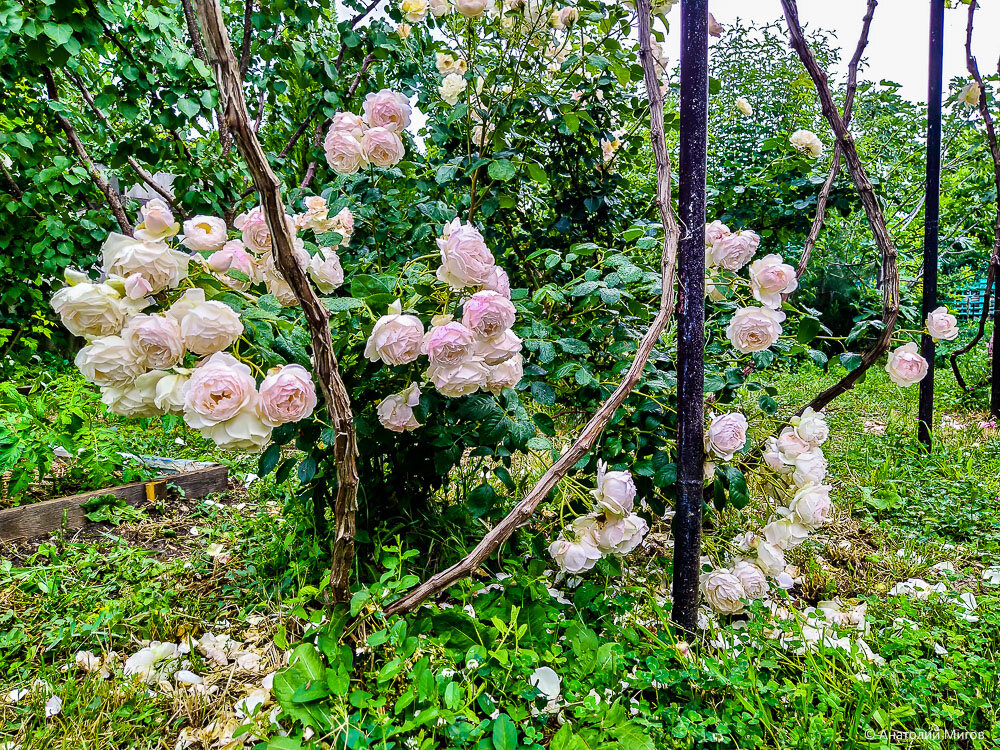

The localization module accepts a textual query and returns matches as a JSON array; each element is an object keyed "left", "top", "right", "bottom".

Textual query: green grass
[{"left": 2, "top": 357, "right": 999, "bottom": 749}]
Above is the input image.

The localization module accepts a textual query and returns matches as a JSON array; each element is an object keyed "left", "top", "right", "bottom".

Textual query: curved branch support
[
  {"left": 382, "top": 0, "right": 680, "bottom": 619},
  {"left": 949, "top": 0, "right": 1000, "bottom": 405},
  {"left": 194, "top": 0, "right": 360, "bottom": 603},
  {"left": 780, "top": 0, "right": 899, "bottom": 415},
  {"left": 793, "top": 0, "right": 875, "bottom": 285}
]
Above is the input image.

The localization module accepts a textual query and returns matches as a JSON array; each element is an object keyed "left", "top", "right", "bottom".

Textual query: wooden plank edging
[{"left": 0, "top": 465, "right": 229, "bottom": 542}]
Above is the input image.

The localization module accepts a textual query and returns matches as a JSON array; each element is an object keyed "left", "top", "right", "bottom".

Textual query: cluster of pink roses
[
  {"left": 323, "top": 90, "right": 410, "bottom": 175},
  {"left": 49, "top": 197, "right": 350, "bottom": 450},
  {"left": 548, "top": 462, "right": 649, "bottom": 574},
  {"left": 367, "top": 218, "right": 522, "bottom": 432},
  {"left": 700, "top": 407, "right": 833, "bottom": 615}
]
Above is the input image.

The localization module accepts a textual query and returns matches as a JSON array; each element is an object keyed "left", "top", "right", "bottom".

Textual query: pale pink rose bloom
[
  {"left": 124, "top": 273, "right": 153, "bottom": 300},
  {"left": 708, "top": 230, "right": 760, "bottom": 271},
  {"left": 364, "top": 300, "right": 424, "bottom": 365},
  {"left": 307, "top": 247, "right": 345, "bottom": 294},
  {"left": 134, "top": 198, "right": 179, "bottom": 241},
  {"left": 462, "top": 290, "right": 516, "bottom": 339},
  {"left": 361, "top": 127, "right": 406, "bottom": 168},
  {"left": 51, "top": 282, "right": 126, "bottom": 338},
  {"left": 704, "top": 220, "right": 731, "bottom": 246},
  {"left": 590, "top": 512, "right": 642, "bottom": 553},
  {"left": 165, "top": 287, "right": 207, "bottom": 326},
  {"left": 776, "top": 426, "right": 810, "bottom": 459},
  {"left": 701, "top": 569, "right": 746, "bottom": 614},
  {"left": 153, "top": 371, "right": 189, "bottom": 414},
  {"left": 885, "top": 342, "right": 928, "bottom": 387},
  {"left": 330, "top": 112, "right": 366, "bottom": 140},
  {"left": 749, "top": 253, "right": 798, "bottom": 308},
  {"left": 178, "top": 300, "right": 244, "bottom": 356},
  {"left": 208, "top": 240, "right": 256, "bottom": 290},
  {"left": 75, "top": 335, "right": 145, "bottom": 387},
  {"left": 102, "top": 233, "right": 190, "bottom": 293},
  {"left": 122, "top": 314, "right": 185, "bottom": 370},
  {"left": 926, "top": 306, "right": 959, "bottom": 342},
  {"left": 482, "top": 266, "right": 511, "bottom": 298},
  {"left": 181, "top": 216, "right": 228, "bottom": 253},
  {"left": 474, "top": 329, "right": 521, "bottom": 365},
  {"left": 324, "top": 130, "right": 367, "bottom": 175},
  {"left": 183, "top": 352, "right": 258, "bottom": 427},
  {"left": 791, "top": 447, "right": 827, "bottom": 487},
  {"left": 609, "top": 513, "right": 648, "bottom": 554},
  {"left": 436, "top": 218, "right": 495, "bottom": 289},
  {"left": 705, "top": 412, "right": 748, "bottom": 460},
  {"left": 455, "top": 0, "right": 489, "bottom": 17},
  {"left": 558, "top": 6, "right": 578, "bottom": 26},
  {"left": 726, "top": 306, "right": 785, "bottom": 353},
  {"left": 789, "top": 483, "right": 833, "bottom": 529},
  {"left": 425, "top": 358, "right": 489, "bottom": 397},
  {"left": 429, "top": 0, "right": 449, "bottom": 16},
  {"left": 423, "top": 321, "right": 476, "bottom": 366},
  {"left": 257, "top": 364, "right": 318, "bottom": 426},
  {"left": 763, "top": 519, "right": 809, "bottom": 552},
  {"left": 485, "top": 353, "right": 523, "bottom": 394},
  {"left": 304, "top": 195, "right": 328, "bottom": 212},
  {"left": 362, "top": 89, "right": 412, "bottom": 133},
  {"left": 332, "top": 207, "right": 354, "bottom": 244},
  {"left": 591, "top": 460, "right": 636, "bottom": 516},
  {"left": 377, "top": 382, "right": 422, "bottom": 432},
  {"left": 732, "top": 560, "right": 768, "bottom": 599},
  {"left": 791, "top": 407, "right": 829, "bottom": 447}
]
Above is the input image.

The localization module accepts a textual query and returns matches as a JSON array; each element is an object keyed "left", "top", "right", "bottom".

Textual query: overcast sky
[{"left": 661, "top": 0, "right": 1000, "bottom": 103}]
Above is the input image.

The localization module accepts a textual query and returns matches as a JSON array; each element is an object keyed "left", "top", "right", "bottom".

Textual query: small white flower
[{"left": 45, "top": 695, "right": 62, "bottom": 718}]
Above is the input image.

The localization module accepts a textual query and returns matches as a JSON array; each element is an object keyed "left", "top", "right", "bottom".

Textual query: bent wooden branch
[
  {"left": 793, "top": 0, "right": 876, "bottom": 283},
  {"left": 43, "top": 69, "right": 133, "bottom": 236},
  {"left": 949, "top": 1, "right": 1000, "bottom": 399},
  {"left": 194, "top": 0, "right": 360, "bottom": 603},
  {"left": 780, "top": 0, "right": 899, "bottom": 414},
  {"left": 383, "top": 0, "right": 680, "bottom": 618}
]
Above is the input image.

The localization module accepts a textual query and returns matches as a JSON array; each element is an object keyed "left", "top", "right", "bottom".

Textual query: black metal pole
[
  {"left": 918, "top": 0, "right": 945, "bottom": 448},
  {"left": 993, "top": 282, "right": 1000, "bottom": 417},
  {"left": 671, "top": 0, "right": 708, "bottom": 635}
]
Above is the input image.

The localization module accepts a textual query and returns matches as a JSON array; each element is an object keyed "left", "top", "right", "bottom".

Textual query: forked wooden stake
[{"left": 194, "top": 0, "right": 360, "bottom": 603}]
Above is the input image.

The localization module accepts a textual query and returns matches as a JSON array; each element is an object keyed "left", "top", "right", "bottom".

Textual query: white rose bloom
[
  {"left": 177, "top": 300, "right": 244, "bottom": 356},
  {"left": 75, "top": 335, "right": 145, "bottom": 386},
  {"left": 789, "top": 483, "right": 833, "bottom": 529},
  {"left": 439, "top": 73, "right": 468, "bottom": 106},
  {"left": 101, "top": 233, "right": 190, "bottom": 293},
  {"left": 121, "top": 314, "right": 185, "bottom": 370},
  {"left": 429, "top": 0, "right": 449, "bottom": 15},
  {"left": 425, "top": 358, "right": 489, "bottom": 397},
  {"left": 791, "top": 407, "right": 829, "bottom": 447},
  {"left": 701, "top": 569, "right": 746, "bottom": 614},
  {"left": 153, "top": 371, "right": 189, "bottom": 414},
  {"left": 776, "top": 425, "right": 810, "bottom": 459},
  {"left": 474, "top": 329, "right": 522, "bottom": 365},
  {"left": 400, "top": 0, "right": 428, "bottom": 22},
  {"left": 762, "top": 519, "right": 809, "bottom": 551},
  {"left": 754, "top": 539, "right": 788, "bottom": 575},
  {"left": 732, "top": 560, "right": 769, "bottom": 599},
  {"left": 435, "top": 52, "right": 468, "bottom": 76},
  {"left": 763, "top": 436, "right": 794, "bottom": 474},
  {"left": 925, "top": 306, "right": 959, "bottom": 342},
  {"left": 197, "top": 405, "right": 272, "bottom": 451},
  {"left": 133, "top": 199, "right": 180, "bottom": 241},
  {"left": 100, "top": 371, "right": 168, "bottom": 418},
  {"left": 792, "top": 447, "right": 827, "bottom": 487},
  {"left": 307, "top": 247, "right": 345, "bottom": 294},
  {"left": 726, "top": 307, "right": 785, "bottom": 353},
  {"left": 789, "top": 129, "right": 824, "bottom": 158},
  {"left": 485, "top": 353, "right": 523, "bottom": 394},
  {"left": 51, "top": 282, "right": 127, "bottom": 338},
  {"left": 960, "top": 80, "right": 981, "bottom": 107},
  {"left": 181, "top": 216, "right": 228, "bottom": 253},
  {"left": 591, "top": 460, "right": 636, "bottom": 516},
  {"left": 735, "top": 97, "right": 753, "bottom": 117}
]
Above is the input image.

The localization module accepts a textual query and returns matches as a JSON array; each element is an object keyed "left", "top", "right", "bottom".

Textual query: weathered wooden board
[{"left": 0, "top": 465, "right": 229, "bottom": 541}]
